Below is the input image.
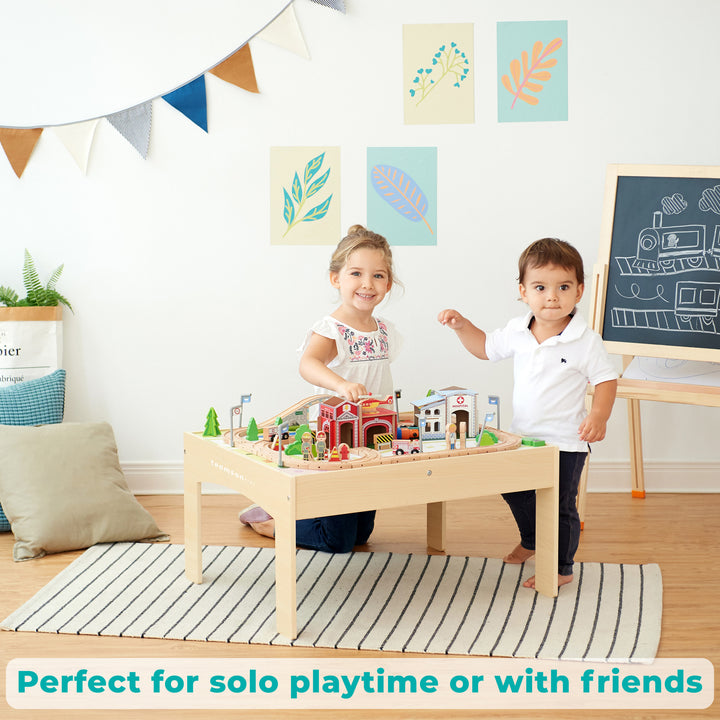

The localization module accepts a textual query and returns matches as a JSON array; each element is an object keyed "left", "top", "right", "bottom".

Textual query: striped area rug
[{"left": 1, "top": 542, "right": 661, "bottom": 661}]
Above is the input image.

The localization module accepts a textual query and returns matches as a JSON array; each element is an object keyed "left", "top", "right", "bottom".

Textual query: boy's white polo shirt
[{"left": 485, "top": 310, "right": 618, "bottom": 452}]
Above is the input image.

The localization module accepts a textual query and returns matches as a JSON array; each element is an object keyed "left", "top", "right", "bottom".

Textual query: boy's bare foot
[
  {"left": 248, "top": 519, "right": 275, "bottom": 538},
  {"left": 503, "top": 544, "right": 535, "bottom": 564},
  {"left": 523, "top": 573, "right": 574, "bottom": 589}
]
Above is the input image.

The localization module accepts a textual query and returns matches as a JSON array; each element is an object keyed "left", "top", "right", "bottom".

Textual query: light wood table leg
[
  {"left": 184, "top": 474, "right": 203, "bottom": 584},
  {"left": 533, "top": 450, "right": 559, "bottom": 598},
  {"left": 426, "top": 501, "right": 446, "bottom": 551},
  {"left": 274, "top": 504, "right": 297, "bottom": 640},
  {"left": 627, "top": 398, "right": 646, "bottom": 498}
]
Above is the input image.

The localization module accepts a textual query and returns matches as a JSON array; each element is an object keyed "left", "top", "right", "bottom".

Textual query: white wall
[{"left": 2, "top": 0, "right": 719, "bottom": 492}]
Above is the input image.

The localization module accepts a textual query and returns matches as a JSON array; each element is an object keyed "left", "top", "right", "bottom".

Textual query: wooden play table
[{"left": 183, "top": 431, "right": 559, "bottom": 639}]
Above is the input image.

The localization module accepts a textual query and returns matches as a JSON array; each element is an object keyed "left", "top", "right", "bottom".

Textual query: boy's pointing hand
[{"left": 437, "top": 309, "right": 466, "bottom": 329}]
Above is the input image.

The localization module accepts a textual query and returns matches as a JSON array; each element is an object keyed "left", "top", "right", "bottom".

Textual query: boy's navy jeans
[
  {"left": 295, "top": 510, "right": 375, "bottom": 553},
  {"left": 502, "top": 450, "right": 587, "bottom": 576}
]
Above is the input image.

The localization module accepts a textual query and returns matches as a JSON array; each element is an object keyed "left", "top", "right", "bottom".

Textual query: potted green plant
[
  {"left": 0, "top": 250, "right": 71, "bottom": 386},
  {"left": 0, "top": 249, "right": 72, "bottom": 311}
]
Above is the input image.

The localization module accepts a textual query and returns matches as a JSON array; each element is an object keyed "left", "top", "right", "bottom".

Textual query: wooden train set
[{"left": 220, "top": 389, "right": 523, "bottom": 471}]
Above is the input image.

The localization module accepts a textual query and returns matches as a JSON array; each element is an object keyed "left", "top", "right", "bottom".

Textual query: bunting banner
[
  {"left": 106, "top": 102, "right": 153, "bottom": 159},
  {"left": 51, "top": 119, "right": 100, "bottom": 174},
  {"left": 255, "top": 4, "right": 310, "bottom": 59},
  {"left": 162, "top": 75, "right": 208, "bottom": 132},
  {"left": 0, "top": 0, "right": 347, "bottom": 176},
  {"left": 0, "top": 128, "right": 43, "bottom": 178},
  {"left": 209, "top": 44, "right": 259, "bottom": 93},
  {"left": 309, "top": 0, "right": 346, "bottom": 12}
]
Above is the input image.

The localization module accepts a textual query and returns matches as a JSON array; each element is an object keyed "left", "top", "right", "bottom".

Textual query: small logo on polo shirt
[{"left": 561, "top": 358, "right": 567, "bottom": 364}]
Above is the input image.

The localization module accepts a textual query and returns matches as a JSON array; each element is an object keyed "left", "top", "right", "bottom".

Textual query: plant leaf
[
  {"left": 22, "top": 249, "right": 43, "bottom": 297},
  {"left": 291, "top": 172, "right": 302, "bottom": 203},
  {"left": 283, "top": 188, "right": 295, "bottom": 225},
  {"left": 301, "top": 194, "right": 332, "bottom": 222},
  {"left": 501, "top": 37, "right": 563, "bottom": 109},
  {"left": 303, "top": 153, "right": 325, "bottom": 186},
  {"left": 371, "top": 165, "right": 434, "bottom": 234},
  {"left": 306, "top": 167, "right": 330, "bottom": 198},
  {"left": 46, "top": 264, "right": 64, "bottom": 292},
  {"left": 0, "top": 286, "right": 19, "bottom": 306}
]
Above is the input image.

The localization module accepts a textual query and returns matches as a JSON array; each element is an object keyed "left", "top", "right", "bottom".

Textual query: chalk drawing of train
[
  {"left": 675, "top": 281, "right": 720, "bottom": 320},
  {"left": 632, "top": 211, "right": 720, "bottom": 271}
]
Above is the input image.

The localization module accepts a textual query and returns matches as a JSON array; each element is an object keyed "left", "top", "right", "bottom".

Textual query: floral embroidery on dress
[{"left": 335, "top": 320, "right": 389, "bottom": 362}]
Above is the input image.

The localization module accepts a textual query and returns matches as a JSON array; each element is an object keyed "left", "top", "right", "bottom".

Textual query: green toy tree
[
  {"left": 203, "top": 407, "right": 221, "bottom": 437},
  {"left": 246, "top": 417, "right": 259, "bottom": 441},
  {"left": 285, "top": 424, "right": 312, "bottom": 455}
]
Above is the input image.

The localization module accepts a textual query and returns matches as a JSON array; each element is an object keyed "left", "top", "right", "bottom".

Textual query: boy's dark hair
[{"left": 518, "top": 238, "right": 585, "bottom": 285}]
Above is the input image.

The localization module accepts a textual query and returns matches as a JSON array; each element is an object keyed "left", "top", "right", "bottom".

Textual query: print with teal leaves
[
  {"left": 403, "top": 23, "right": 474, "bottom": 125},
  {"left": 409, "top": 42, "right": 470, "bottom": 106},
  {"left": 282, "top": 152, "right": 333, "bottom": 238}
]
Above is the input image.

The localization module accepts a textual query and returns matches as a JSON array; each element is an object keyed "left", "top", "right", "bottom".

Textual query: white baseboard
[
  {"left": 122, "top": 461, "right": 720, "bottom": 495},
  {"left": 585, "top": 460, "right": 720, "bottom": 493}
]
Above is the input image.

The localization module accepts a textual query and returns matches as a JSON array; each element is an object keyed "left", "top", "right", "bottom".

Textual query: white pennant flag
[
  {"left": 256, "top": 4, "right": 310, "bottom": 59},
  {"left": 51, "top": 119, "right": 100, "bottom": 174}
]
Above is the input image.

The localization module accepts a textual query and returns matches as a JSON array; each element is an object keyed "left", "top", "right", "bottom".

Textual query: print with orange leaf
[{"left": 501, "top": 38, "right": 562, "bottom": 109}]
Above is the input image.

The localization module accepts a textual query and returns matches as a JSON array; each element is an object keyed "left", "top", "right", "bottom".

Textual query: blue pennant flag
[{"left": 162, "top": 76, "right": 208, "bottom": 132}]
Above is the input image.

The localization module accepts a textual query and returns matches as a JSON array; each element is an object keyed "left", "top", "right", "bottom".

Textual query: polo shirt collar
[{"left": 513, "top": 308, "right": 586, "bottom": 343}]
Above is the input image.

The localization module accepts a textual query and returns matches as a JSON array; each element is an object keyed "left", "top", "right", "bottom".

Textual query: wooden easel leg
[
  {"left": 576, "top": 392, "right": 593, "bottom": 530},
  {"left": 577, "top": 455, "right": 588, "bottom": 530},
  {"left": 627, "top": 398, "right": 646, "bottom": 498}
]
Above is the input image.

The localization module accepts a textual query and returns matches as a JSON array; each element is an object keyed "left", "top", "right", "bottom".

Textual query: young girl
[{"left": 239, "top": 224, "right": 402, "bottom": 552}]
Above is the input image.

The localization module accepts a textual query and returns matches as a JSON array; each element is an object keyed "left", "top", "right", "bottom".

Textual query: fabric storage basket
[{"left": 0, "top": 306, "right": 62, "bottom": 387}]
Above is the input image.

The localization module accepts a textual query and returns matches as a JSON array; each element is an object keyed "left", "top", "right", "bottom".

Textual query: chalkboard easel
[{"left": 588, "top": 164, "right": 720, "bottom": 497}]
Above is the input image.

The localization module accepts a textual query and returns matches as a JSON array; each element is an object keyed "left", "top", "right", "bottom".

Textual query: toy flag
[
  {"left": 209, "top": 44, "right": 259, "bottom": 93},
  {"left": 488, "top": 395, "right": 500, "bottom": 429},
  {"left": 162, "top": 76, "right": 208, "bottom": 132},
  {"left": 255, "top": 4, "right": 310, "bottom": 59},
  {"left": 51, "top": 119, "right": 100, "bottom": 174},
  {"left": 106, "top": 101, "right": 152, "bottom": 158},
  {"left": 0, "top": 127, "right": 43, "bottom": 178}
]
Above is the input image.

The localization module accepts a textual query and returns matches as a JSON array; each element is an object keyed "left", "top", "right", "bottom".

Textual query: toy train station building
[
  {"left": 318, "top": 396, "right": 397, "bottom": 450},
  {"left": 412, "top": 387, "right": 478, "bottom": 440}
]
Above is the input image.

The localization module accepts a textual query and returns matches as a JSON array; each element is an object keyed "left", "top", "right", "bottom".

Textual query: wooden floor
[{"left": 0, "top": 492, "right": 718, "bottom": 720}]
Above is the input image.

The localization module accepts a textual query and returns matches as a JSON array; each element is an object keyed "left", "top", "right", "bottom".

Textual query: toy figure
[
  {"left": 301, "top": 432, "right": 313, "bottom": 461},
  {"left": 446, "top": 422, "right": 456, "bottom": 450},
  {"left": 315, "top": 430, "right": 327, "bottom": 460}
]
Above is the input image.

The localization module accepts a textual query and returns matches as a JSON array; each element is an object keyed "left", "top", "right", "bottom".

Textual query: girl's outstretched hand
[
  {"left": 337, "top": 381, "right": 368, "bottom": 403},
  {"left": 437, "top": 309, "right": 466, "bottom": 329}
]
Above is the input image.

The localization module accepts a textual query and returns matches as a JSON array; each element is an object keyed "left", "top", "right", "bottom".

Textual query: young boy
[{"left": 437, "top": 238, "right": 618, "bottom": 589}]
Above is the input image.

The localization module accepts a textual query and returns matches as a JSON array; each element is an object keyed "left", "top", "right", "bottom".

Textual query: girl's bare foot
[
  {"left": 523, "top": 573, "right": 573, "bottom": 589},
  {"left": 503, "top": 543, "right": 534, "bottom": 564},
  {"left": 248, "top": 519, "right": 275, "bottom": 538}
]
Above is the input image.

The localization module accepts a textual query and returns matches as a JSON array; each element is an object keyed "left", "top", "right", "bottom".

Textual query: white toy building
[{"left": 412, "top": 386, "right": 478, "bottom": 440}]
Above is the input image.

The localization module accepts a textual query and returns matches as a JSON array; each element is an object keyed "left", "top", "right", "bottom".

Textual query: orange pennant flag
[
  {"left": 0, "top": 128, "right": 43, "bottom": 178},
  {"left": 209, "top": 43, "right": 259, "bottom": 93}
]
